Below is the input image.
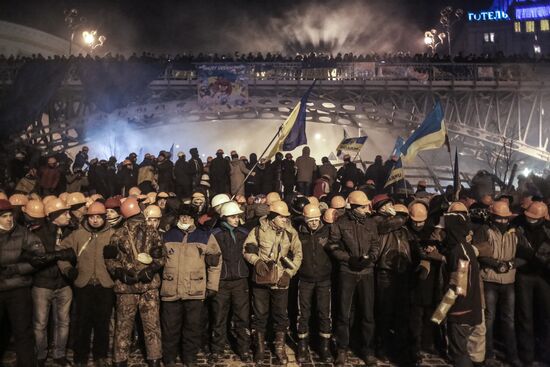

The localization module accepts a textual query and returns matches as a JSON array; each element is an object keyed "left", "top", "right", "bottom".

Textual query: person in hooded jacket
[
  {"left": 337, "top": 155, "right": 362, "bottom": 191},
  {"left": 138, "top": 155, "right": 157, "bottom": 194},
  {"left": 156, "top": 151, "right": 175, "bottom": 193},
  {"left": 209, "top": 149, "right": 231, "bottom": 195},
  {"left": 187, "top": 148, "right": 204, "bottom": 191},
  {"left": 174, "top": 152, "right": 192, "bottom": 198},
  {"left": 117, "top": 160, "right": 138, "bottom": 196},
  {"left": 295, "top": 146, "right": 316, "bottom": 196},
  {"left": 281, "top": 153, "right": 296, "bottom": 199},
  {"left": 295, "top": 204, "right": 333, "bottom": 363},
  {"left": 229, "top": 150, "right": 250, "bottom": 197},
  {"left": 245, "top": 153, "right": 259, "bottom": 197}
]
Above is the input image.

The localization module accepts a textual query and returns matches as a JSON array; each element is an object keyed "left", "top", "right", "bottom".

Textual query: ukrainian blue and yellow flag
[
  {"left": 384, "top": 157, "right": 404, "bottom": 188},
  {"left": 267, "top": 81, "right": 316, "bottom": 159},
  {"left": 400, "top": 100, "right": 447, "bottom": 163}
]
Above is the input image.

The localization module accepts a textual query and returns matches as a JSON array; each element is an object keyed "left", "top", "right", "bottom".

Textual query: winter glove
[
  {"left": 205, "top": 253, "right": 221, "bottom": 267},
  {"left": 114, "top": 268, "right": 139, "bottom": 285},
  {"left": 149, "top": 246, "right": 164, "bottom": 259},
  {"left": 417, "top": 260, "right": 431, "bottom": 280},
  {"left": 277, "top": 272, "right": 291, "bottom": 288},
  {"left": 206, "top": 289, "right": 218, "bottom": 299},
  {"left": 348, "top": 255, "right": 370, "bottom": 271},
  {"left": 66, "top": 267, "right": 79, "bottom": 281},
  {"left": 55, "top": 248, "right": 77, "bottom": 263},
  {"left": 0, "top": 265, "right": 19, "bottom": 278},
  {"left": 29, "top": 252, "right": 58, "bottom": 268},
  {"left": 244, "top": 243, "right": 259, "bottom": 255},
  {"left": 254, "top": 260, "right": 270, "bottom": 277},
  {"left": 495, "top": 261, "right": 514, "bottom": 274},
  {"left": 103, "top": 245, "right": 119, "bottom": 260},
  {"left": 137, "top": 267, "right": 157, "bottom": 283}
]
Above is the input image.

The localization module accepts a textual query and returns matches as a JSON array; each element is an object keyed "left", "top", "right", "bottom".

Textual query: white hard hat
[
  {"left": 220, "top": 201, "right": 244, "bottom": 217},
  {"left": 211, "top": 193, "right": 231, "bottom": 208}
]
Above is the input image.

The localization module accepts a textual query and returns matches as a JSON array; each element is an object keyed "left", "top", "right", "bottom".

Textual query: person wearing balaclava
[
  {"left": 160, "top": 204, "right": 221, "bottom": 367},
  {"left": 243, "top": 199, "right": 302, "bottom": 365},
  {"left": 472, "top": 201, "right": 523, "bottom": 367},
  {"left": 514, "top": 201, "right": 550, "bottom": 366},
  {"left": 104, "top": 197, "right": 166, "bottom": 367},
  {"left": 56, "top": 201, "right": 115, "bottom": 367},
  {"left": 328, "top": 191, "right": 380, "bottom": 367},
  {"left": 0, "top": 199, "right": 45, "bottom": 367}
]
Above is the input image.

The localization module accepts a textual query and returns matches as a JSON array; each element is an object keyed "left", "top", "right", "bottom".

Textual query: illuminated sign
[
  {"left": 515, "top": 5, "right": 550, "bottom": 20},
  {"left": 468, "top": 10, "right": 510, "bottom": 21}
]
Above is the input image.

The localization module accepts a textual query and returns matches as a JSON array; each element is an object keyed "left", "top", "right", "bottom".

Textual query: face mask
[
  {"left": 380, "top": 205, "right": 396, "bottom": 217},
  {"left": 526, "top": 218, "right": 541, "bottom": 226},
  {"left": 177, "top": 221, "right": 191, "bottom": 231}
]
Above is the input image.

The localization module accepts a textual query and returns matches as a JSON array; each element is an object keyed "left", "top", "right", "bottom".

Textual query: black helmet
[{"left": 291, "top": 195, "right": 310, "bottom": 215}]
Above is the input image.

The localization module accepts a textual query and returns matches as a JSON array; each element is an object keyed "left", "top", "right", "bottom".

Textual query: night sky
[{"left": 0, "top": 0, "right": 494, "bottom": 54}]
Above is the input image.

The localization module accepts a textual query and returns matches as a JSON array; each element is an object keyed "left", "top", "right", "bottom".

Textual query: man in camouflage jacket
[{"left": 104, "top": 203, "right": 166, "bottom": 367}]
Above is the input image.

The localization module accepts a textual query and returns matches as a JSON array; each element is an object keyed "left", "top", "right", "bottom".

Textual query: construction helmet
[
  {"left": 372, "top": 194, "right": 393, "bottom": 211},
  {"left": 393, "top": 203, "right": 409, "bottom": 216},
  {"left": 59, "top": 192, "right": 69, "bottom": 203},
  {"left": 128, "top": 187, "right": 141, "bottom": 197},
  {"left": 9, "top": 194, "right": 28, "bottom": 207},
  {"left": 330, "top": 195, "right": 346, "bottom": 209},
  {"left": 307, "top": 196, "right": 320, "bottom": 207},
  {"left": 211, "top": 193, "right": 231, "bottom": 208},
  {"left": 323, "top": 208, "right": 338, "bottom": 224},
  {"left": 29, "top": 193, "right": 41, "bottom": 201},
  {"left": 269, "top": 200, "right": 291, "bottom": 217},
  {"left": 266, "top": 192, "right": 282, "bottom": 205},
  {"left": 347, "top": 191, "right": 370, "bottom": 206},
  {"left": 144, "top": 205, "right": 162, "bottom": 219},
  {"left": 291, "top": 196, "right": 310, "bottom": 215},
  {"left": 42, "top": 195, "right": 57, "bottom": 206},
  {"left": 448, "top": 202, "right": 468, "bottom": 213},
  {"left": 220, "top": 201, "right": 244, "bottom": 217},
  {"left": 303, "top": 204, "right": 321, "bottom": 219},
  {"left": 120, "top": 197, "right": 141, "bottom": 219},
  {"left": 23, "top": 200, "right": 46, "bottom": 219},
  {"left": 408, "top": 201, "right": 428, "bottom": 222},
  {"left": 157, "top": 192, "right": 169, "bottom": 199},
  {"left": 66, "top": 192, "right": 86, "bottom": 207},
  {"left": 87, "top": 202, "right": 107, "bottom": 215},
  {"left": 146, "top": 192, "right": 157, "bottom": 204},
  {"left": 90, "top": 194, "right": 104, "bottom": 202},
  {"left": 105, "top": 197, "right": 122, "bottom": 209},
  {"left": 524, "top": 201, "right": 548, "bottom": 220},
  {"left": 489, "top": 201, "right": 513, "bottom": 217},
  {"left": 0, "top": 192, "right": 7, "bottom": 201},
  {"left": 192, "top": 191, "right": 205, "bottom": 199},
  {"left": 44, "top": 198, "right": 70, "bottom": 216}
]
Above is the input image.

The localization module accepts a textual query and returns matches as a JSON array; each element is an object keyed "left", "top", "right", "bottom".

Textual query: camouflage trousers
[{"left": 113, "top": 289, "right": 162, "bottom": 362}]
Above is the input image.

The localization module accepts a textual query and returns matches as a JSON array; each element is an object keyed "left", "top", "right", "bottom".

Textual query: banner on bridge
[
  {"left": 336, "top": 136, "right": 368, "bottom": 157},
  {"left": 197, "top": 64, "right": 250, "bottom": 112}
]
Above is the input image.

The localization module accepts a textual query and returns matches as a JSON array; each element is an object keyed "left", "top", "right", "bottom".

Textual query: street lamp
[
  {"left": 64, "top": 8, "right": 86, "bottom": 56},
  {"left": 424, "top": 29, "right": 446, "bottom": 55},
  {"left": 439, "top": 6, "right": 464, "bottom": 56},
  {"left": 82, "top": 30, "right": 106, "bottom": 51}
]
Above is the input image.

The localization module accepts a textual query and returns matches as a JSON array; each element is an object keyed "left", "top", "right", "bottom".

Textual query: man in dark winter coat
[
  {"left": 281, "top": 153, "right": 296, "bottom": 199},
  {"left": 364, "top": 155, "right": 385, "bottom": 191},
  {"left": 156, "top": 151, "right": 175, "bottom": 193},
  {"left": 73, "top": 146, "right": 89, "bottom": 171},
  {"left": 209, "top": 149, "right": 230, "bottom": 195},
  {"left": 337, "top": 154, "right": 362, "bottom": 190},
  {"left": 117, "top": 160, "right": 138, "bottom": 196},
  {"left": 188, "top": 148, "right": 204, "bottom": 192},
  {"left": 174, "top": 152, "right": 192, "bottom": 198}
]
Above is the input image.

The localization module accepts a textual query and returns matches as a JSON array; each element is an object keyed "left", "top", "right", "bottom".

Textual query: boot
[
  {"left": 335, "top": 350, "right": 347, "bottom": 367},
  {"left": 274, "top": 331, "right": 288, "bottom": 365},
  {"left": 146, "top": 360, "right": 162, "bottom": 367},
  {"left": 319, "top": 336, "right": 332, "bottom": 362},
  {"left": 296, "top": 338, "right": 309, "bottom": 363},
  {"left": 254, "top": 332, "right": 266, "bottom": 363}
]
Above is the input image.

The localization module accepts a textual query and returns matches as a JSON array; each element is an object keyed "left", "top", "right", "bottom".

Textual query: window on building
[
  {"left": 483, "top": 32, "right": 496, "bottom": 43},
  {"left": 542, "top": 19, "right": 550, "bottom": 31},
  {"left": 515, "top": 21, "right": 521, "bottom": 32},
  {"left": 526, "top": 21, "right": 535, "bottom": 33}
]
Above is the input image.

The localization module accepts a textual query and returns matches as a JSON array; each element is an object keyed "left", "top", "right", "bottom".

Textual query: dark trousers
[
  {"left": 251, "top": 285, "right": 289, "bottom": 333},
  {"left": 161, "top": 299, "right": 203, "bottom": 364},
  {"left": 335, "top": 271, "right": 375, "bottom": 355},
  {"left": 0, "top": 287, "right": 34, "bottom": 367},
  {"left": 448, "top": 322, "right": 474, "bottom": 367},
  {"left": 516, "top": 273, "right": 550, "bottom": 364},
  {"left": 484, "top": 282, "right": 518, "bottom": 361},
  {"left": 375, "top": 270, "right": 410, "bottom": 356},
  {"left": 211, "top": 279, "right": 250, "bottom": 354},
  {"left": 296, "top": 182, "right": 311, "bottom": 196},
  {"left": 73, "top": 285, "right": 114, "bottom": 363},
  {"left": 297, "top": 279, "right": 332, "bottom": 337},
  {"left": 409, "top": 304, "right": 446, "bottom": 356}
]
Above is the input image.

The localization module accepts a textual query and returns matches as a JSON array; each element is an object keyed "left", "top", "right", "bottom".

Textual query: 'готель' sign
[{"left": 467, "top": 10, "right": 510, "bottom": 21}]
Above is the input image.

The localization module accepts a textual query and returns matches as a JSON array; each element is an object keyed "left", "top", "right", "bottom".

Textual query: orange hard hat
[
  {"left": 42, "top": 195, "right": 57, "bottom": 206},
  {"left": 128, "top": 187, "right": 141, "bottom": 197},
  {"left": 58, "top": 192, "right": 69, "bottom": 203},
  {"left": 408, "top": 201, "right": 428, "bottom": 222},
  {"left": 23, "top": 199, "right": 46, "bottom": 219},
  {"left": 44, "top": 198, "right": 70, "bottom": 216},
  {"left": 87, "top": 202, "right": 107, "bottom": 215},
  {"left": 269, "top": 200, "right": 290, "bottom": 217},
  {"left": 524, "top": 201, "right": 548, "bottom": 220},
  {"left": 9, "top": 194, "right": 28, "bottom": 207},
  {"left": 307, "top": 196, "right": 320, "bottom": 207},
  {"left": 323, "top": 208, "right": 338, "bottom": 224},
  {"left": 144, "top": 205, "right": 162, "bottom": 219},
  {"left": 266, "top": 192, "right": 282, "bottom": 205},
  {"left": 393, "top": 203, "right": 409, "bottom": 216},
  {"left": 66, "top": 192, "right": 87, "bottom": 207},
  {"left": 303, "top": 204, "right": 321, "bottom": 219},
  {"left": 347, "top": 191, "right": 370, "bottom": 206},
  {"left": 448, "top": 202, "right": 468, "bottom": 213},
  {"left": 120, "top": 197, "right": 141, "bottom": 218},
  {"left": 330, "top": 195, "right": 346, "bottom": 209},
  {"left": 489, "top": 201, "right": 513, "bottom": 217}
]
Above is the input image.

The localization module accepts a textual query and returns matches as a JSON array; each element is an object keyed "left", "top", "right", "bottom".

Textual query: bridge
[{"left": 2, "top": 61, "right": 550, "bottom": 182}]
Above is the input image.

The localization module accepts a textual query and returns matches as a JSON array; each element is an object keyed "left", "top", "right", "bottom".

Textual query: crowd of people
[{"left": 0, "top": 144, "right": 549, "bottom": 367}]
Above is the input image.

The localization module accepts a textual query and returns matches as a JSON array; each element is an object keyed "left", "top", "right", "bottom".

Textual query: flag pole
[{"left": 401, "top": 163, "right": 409, "bottom": 197}]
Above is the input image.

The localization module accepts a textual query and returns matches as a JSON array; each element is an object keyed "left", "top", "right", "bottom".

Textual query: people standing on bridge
[
  {"left": 209, "top": 149, "right": 231, "bottom": 195},
  {"left": 73, "top": 146, "right": 89, "bottom": 172},
  {"left": 295, "top": 146, "right": 316, "bottom": 196}
]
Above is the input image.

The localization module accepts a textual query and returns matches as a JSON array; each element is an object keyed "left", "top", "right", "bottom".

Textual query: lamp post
[
  {"left": 64, "top": 8, "right": 85, "bottom": 56},
  {"left": 424, "top": 29, "right": 446, "bottom": 55},
  {"left": 439, "top": 6, "right": 464, "bottom": 56},
  {"left": 82, "top": 30, "right": 106, "bottom": 53}
]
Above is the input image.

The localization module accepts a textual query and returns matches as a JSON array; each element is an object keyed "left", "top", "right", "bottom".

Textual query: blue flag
[{"left": 390, "top": 136, "right": 404, "bottom": 157}]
